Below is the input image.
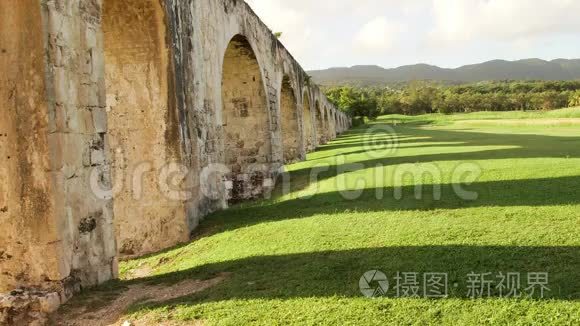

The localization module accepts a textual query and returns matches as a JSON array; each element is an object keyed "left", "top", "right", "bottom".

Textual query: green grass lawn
[
  {"left": 380, "top": 107, "right": 580, "bottom": 126},
  {"left": 70, "top": 112, "right": 580, "bottom": 325}
]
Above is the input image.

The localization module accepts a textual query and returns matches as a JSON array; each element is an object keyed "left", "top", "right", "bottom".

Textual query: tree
[
  {"left": 400, "top": 84, "right": 437, "bottom": 115},
  {"left": 323, "top": 80, "right": 579, "bottom": 119},
  {"left": 378, "top": 91, "right": 404, "bottom": 114},
  {"left": 569, "top": 90, "right": 580, "bottom": 107},
  {"left": 348, "top": 91, "right": 379, "bottom": 119}
]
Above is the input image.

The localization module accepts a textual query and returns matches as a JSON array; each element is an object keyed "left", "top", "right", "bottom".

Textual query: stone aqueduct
[{"left": 0, "top": 0, "right": 350, "bottom": 302}]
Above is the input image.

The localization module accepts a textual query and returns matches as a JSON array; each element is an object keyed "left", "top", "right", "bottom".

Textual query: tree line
[{"left": 324, "top": 81, "right": 580, "bottom": 119}]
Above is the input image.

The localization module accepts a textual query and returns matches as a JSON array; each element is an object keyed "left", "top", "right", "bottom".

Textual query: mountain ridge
[{"left": 308, "top": 58, "right": 580, "bottom": 86}]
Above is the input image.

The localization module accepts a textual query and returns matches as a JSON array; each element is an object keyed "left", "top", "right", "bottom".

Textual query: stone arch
[
  {"left": 329, "top": 109, "right": 336, "bottom": 138},
  {"left": 329, "top": 110, "right": 333, "bottom": 135},
  {"left": 323, "top": 106, "right": 330, "bottom": 140},
  {"left": 302, "top": 90, "right": 315, "bottom": 152},
  {"left": 280, "top": 75, "right": 300, "bottom": 163},
  {"left": 315, "top": 100, "right": 325, "bottom": 145},
  {"left": 329, "top": 109, "right": 334, "bottom": 137},
  {"left": 221, "top": 34, "right": 272, "bottom": 201},
  {"left": 103, "top": 0, "right": 188, "bottom": 256}
]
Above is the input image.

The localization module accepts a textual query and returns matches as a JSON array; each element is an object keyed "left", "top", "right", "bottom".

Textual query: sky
[{"left": 245, "top": 0, "right": 580, "bottom": 71}]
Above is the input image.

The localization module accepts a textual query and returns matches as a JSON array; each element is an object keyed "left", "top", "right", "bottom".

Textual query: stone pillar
[{"left": 1, "top": 0, "right": 117, "bottom": 323}]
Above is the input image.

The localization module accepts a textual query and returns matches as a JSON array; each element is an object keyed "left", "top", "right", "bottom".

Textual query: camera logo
[{"left": 359, "top": 270, "right": 389, "bottom": 298}]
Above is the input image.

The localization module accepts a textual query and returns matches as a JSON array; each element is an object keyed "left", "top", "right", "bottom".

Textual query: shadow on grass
[
  {"left": 121, "top": 245, "right": 579, "bottom": 315},
  {"left": 213, "top": 176, "right": 580, "bottom": 236},
  {"left": 293, "top": 122, "right": 580, "bottom": 194}
]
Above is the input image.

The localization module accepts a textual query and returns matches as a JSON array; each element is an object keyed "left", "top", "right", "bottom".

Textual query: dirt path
[{"left": 50, "top": 274, "right": 230, "bottom": 326}]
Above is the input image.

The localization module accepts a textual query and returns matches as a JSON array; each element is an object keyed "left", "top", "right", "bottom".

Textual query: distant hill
[{"left": 308, "top": 59, "right": 580, "bottom": 86}]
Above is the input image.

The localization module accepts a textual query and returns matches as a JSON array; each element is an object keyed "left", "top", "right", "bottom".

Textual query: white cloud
[
  {"left": 354, "top": 17, "right": 404, "bottom": 52},
  {"left": 430, "top": 0, "right": 580, "bottom": 44},
  {"left": 245, "top": 0, "right": 317, "bottom": 67},
  {"left": 245, "top": 0, "right": 580, "bottom": 69}
]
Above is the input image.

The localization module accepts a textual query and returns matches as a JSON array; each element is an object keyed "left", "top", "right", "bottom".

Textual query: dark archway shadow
[
  {"left": 291, "top": 121, "right": 580, "bottom": 195},
  {"left": 112, "top": 245, "right": 579, "bottom": 315},
  {"left": 201, "top": 176, "right": 580, "bottom": 238}
]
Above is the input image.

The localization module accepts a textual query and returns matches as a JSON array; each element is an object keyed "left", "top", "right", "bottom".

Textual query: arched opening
[
  {"left": 332, "top": 111, "right": 337, "bottom": 134},
  {"left": 328, "top": 109, "right": 336, "bottom": 139},
  {"left": 221, "top": 34, "right": 271, "bottom": 201},
  {"left": 333, "top": 111, "right": 338, "bottom": 135},
  {"left": 315, "top": 101, "right": 325, "bottom": 145},
  {"left": 103, "top": 0, "right": 188, "bottom": 256},
  {"left": 323, "top": 107, "right": 330, "bottom": 141},
  {"left": 302, "top": 91, "right": 314, "bottom": 152},
  {"left": 280, "top": 75, "right": 300, "bottom": 163}
]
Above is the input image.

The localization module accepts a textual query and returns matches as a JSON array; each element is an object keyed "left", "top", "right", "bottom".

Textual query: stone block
[{"left": 39, "top": 293, "right": 61, "bottom": 314}]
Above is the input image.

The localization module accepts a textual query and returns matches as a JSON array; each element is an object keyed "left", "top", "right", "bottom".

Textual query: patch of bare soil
[
  {"left": 122, "top": 264, "right": 155, "bottom": 280},
  {"left": 50, "top": 273, "right": 230, "bottom": 326}
]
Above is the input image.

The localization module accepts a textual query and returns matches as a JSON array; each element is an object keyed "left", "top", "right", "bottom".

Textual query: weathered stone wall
[
  {"left": 302, "top": 91, "right": 315, "bottom": 151},
  {"left": 1, "top": 0, "right": 118, "bottom": 322},
  {"left": 314, "top": 101, "right": 326, "bottom": 145},
  {"left": 0, "top": 0, "right": 62, "bottom": 294},
  {"left": 40, "top": 0, "right": 117, "bottom": 292},
  {"left": 182, "top": 0, "right": 349, "bottom": 209},
  {"left": 0, "top": 0, "right": 117, "bottom": 290},
  {"left": 324, "top": 107, "right": 332, "bottom": 141},
  {"left": 0, "top": 0, "right": 351, "bottom": 319},
  {"left": 222, "top": 34, "right": 272, "bottom": 201},
  {"left": 280, "top": 76, "right": 301, "bottom": 163},
  {"left": 102, "top": 0, "right": 189, "bottom": 256},
  {"left": 330, "top": 110, "right": 337, "bottom": 137}
]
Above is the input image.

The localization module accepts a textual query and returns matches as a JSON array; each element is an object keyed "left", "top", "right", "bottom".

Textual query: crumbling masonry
[{"left": 0, "top": 0, "right": 350, "bottom": 321}]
